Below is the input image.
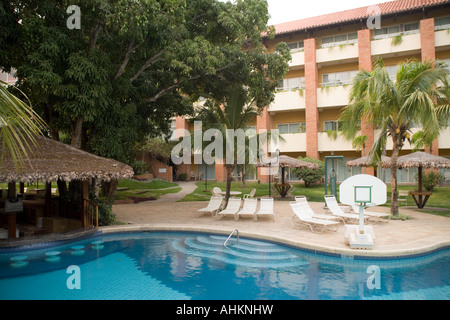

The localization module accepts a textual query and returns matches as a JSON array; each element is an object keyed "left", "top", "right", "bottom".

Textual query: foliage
[
  {"left": 0, "top": 80, "right": 48, "bottom": 168},
  {"left": 91, "top": 197, "right": 116, "bottom": 226},
  {"left": 339, "top": 58, "right": 450, "bottom": 215},
  {"left": 177, "top": 173, "right": 188, "bottom": 181},
  {"left": 1, "top": 0, "right": 290, "bottom": 167},
  {"left": 141, "top": 138, "right": 177, "bottom": 162},
  {"left": 292, "top": 156, "right": 325, "bottom": 187},
  {"left": 130, "top": 160, "right": 150, "bottom": 175},
  {"left": 416, "top": 171, "right": 445, "bottom": 191}
]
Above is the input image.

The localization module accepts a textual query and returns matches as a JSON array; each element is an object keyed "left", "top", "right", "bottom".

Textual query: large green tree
[
  {"left": 1, "top": 0, "right": 289, "bottom": 166},
  {"left": 339, "top": 58, "right": 450, "bottom": 215}
]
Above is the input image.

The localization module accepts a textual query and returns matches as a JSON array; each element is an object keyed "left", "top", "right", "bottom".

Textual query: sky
[{"left": 266, "top": 0, "right": 388, "bottom": 25}]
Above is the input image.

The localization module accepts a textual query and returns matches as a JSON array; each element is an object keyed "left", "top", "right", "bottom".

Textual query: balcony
[
  {"left": 438, "top": 127, "right": 450, "bottom": 149},
  {"left": 277, "top": 133, "right": 307, "bottom": 153},
  {"left": 269, "top": 90, "right": 305, "bottom": 112},
  {"left": 371, "top": 33, "right": 421, "bottom": 57},
  {"left": 435, "top": 29, "right": 450, "bottom": 49},
  {"left": 318, "top": 132, "right": 356, "bottom": 152},
  {"left": 317, "top": 85, "right": 351, "bottom": 108},
  {"left": 289, "top": 51, "right": 305, "bottom": 68},
  {"left": 316, "top": 43, "right": 358, "bottom": 64}
]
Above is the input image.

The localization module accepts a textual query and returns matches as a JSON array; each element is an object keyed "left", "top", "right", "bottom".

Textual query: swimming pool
[{"left": 0, "top": 232, "right": 449, "bottom": 300}]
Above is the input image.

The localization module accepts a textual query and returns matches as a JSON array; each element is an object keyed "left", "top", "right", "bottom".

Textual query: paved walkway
[
  {"left": 110, "top": 184, "right": 450, "bottom": 257},
  {"left": 152, "top": 181, "right": 198, "bottom": 202}
]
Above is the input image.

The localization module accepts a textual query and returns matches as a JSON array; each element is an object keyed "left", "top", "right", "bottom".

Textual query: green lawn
[{"left": 115, "top": 179, "right": 181, "bottom": 200}]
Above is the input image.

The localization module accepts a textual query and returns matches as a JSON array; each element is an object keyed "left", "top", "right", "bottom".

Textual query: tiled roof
[{"left": 272, "top": 0, "right": 450, "bottom": 36}]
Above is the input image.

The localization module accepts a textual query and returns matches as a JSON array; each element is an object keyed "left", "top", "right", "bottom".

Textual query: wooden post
[
  {"left": 7, "top": 182, "right": 17, "bottom": 239},
  {"left": 8, "top": 213, "right": 16, "bottom": 239},
  {"left": 81, "top": 180, "right": 89, "bottom": 228},
  {"left": 45, "top": 182, "right": 52, "bottom": 217}
]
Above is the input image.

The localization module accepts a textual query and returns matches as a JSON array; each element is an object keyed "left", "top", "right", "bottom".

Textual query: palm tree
[
  {"left": 0, "top": 81, "right": 47, "bottom": 168},
  {"left": 339, "top": 58, "right": 450, "bottom": 216},
  {"left": 197, "top": 86, "right": 258, "bottom": 204}
]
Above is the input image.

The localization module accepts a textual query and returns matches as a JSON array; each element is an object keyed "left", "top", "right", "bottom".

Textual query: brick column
[
  {"left": 358, "top": 29, "right": 375, "bottom": 175},
  {"left": 256, "top": 107, "right": 272, "bottom": 183},
  {"left": 421, "top": 18, "right": 439, "bottom": 156},
  {"left": 304, "top": 38, "right": 319, "bottom": 159}
]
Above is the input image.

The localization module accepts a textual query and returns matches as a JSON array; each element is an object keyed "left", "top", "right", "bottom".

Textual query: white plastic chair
[
  {"left": 294, "top": 196, "right": 340, "bottom": 221},
  {"left": 254, "top": 197, "right": 275, "bottom": 222},
  {"left": 324, "top": 195, "right": 368, "bottom": 224},
  {"left": 211, "top": 187, "right": 222, "bottom": 197},
  {"left": 197, "top": 196, "right": 223, "bottom": 217},
  {"left": 350, "top": 205, "right": 390, "bottom": 224},
  {"left": 236, "top": 198, "right": 258, "bottom": 220},
  {"left": 289, "top": 202, "right": 340, "bottom": 233},
  {"left": 216, "top": 198, "right": 242, "bottom": 220},
  {"left": 243, "top": 188, "right": 256, "bottom": 199}
]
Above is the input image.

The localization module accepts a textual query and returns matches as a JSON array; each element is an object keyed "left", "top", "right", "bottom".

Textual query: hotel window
[
  {"left": 322, "top": 70, "right": 358, "bottom": 87},
  {"left": 287, "top": 41, "right": 304, "bottom": 52},
  {"left": 277, "top": 77, "right": 305, "bottom": 91},
  {"left": 324, "top": 120, "right": 360, "bottom": 132},
  {"left": 385, "top": 65, "right": 398, "bottom": 81},
  {"left": 321, "top": 32, "right": 357, "bottom": 48},
  {"left": 435, "top": 16, "right": 450, "bottom": 30},
  {"left": 373, "top": 22, "right": 419, "bottom": 39},
  {"left": 324, "top": 121, "right": 342, "bottom": 132},
  {"left": 277, "top": 122, "right": 306, "bottom": 134}
]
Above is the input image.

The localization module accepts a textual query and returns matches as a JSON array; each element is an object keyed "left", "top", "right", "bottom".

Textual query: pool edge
[{"left": 99, "top": 224, "right": 450, "bottom": 260}]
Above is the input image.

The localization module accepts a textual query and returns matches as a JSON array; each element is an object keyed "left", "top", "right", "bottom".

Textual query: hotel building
[{"left": 175, "top": 0, "right": 450, "bottom": 184}]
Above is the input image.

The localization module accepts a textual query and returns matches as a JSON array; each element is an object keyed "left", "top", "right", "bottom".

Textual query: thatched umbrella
[
  {"left": 380, "top": 151, "right": 450, "bottom": 208},
  {"left": 256, "top": 155, "right": 318, "bottom": 197},
  {"left": 346, "top": 155, "right": 391, "bottom": 168}
]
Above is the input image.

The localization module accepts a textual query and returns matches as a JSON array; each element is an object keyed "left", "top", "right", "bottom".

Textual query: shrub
[
  {"left": 130, "top": 160, "right": 150, "bottom": 175},
  {"left": 177, "top": 173, "right": 188, "bottom": 181},
  {"left": 415, "top": 171, "right": 444, "bottom": 191},
  {"left": 292, "top": 156, "right": 325, "bottom": 187},
  {"left": 92, "top": 197, "right": 116, "bottom": 226}
]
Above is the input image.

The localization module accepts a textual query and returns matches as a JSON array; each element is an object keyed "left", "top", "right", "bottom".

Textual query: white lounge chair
[
  {"left": 236, "top": 198, "right": 258, "bottom": 220},
  {"left": 294, "top": 197, "right": 341, "bottom": 221},
  {"left": 211, "top": 187, "right": 222, "bottom": 197},
  {"left": 243, "top": 188, "right": 256, "bottom": 199},
  {"left": 351, "top": 205, "right": 390, "bottom": 224},
  {"left": 324, "top": 195, "right": 368, "bottom": 224},
  {"left": 197, "top": 196, "right": 223, "bottom": 217},
  {"left": 216, "top": 198, "right": 242, "bottom": 220},
  {"left": 289, "top": 202, "right": 340, "bottom": 233},
  {"left": 254, "top": 197, "right": 275, "bottom": 222}
]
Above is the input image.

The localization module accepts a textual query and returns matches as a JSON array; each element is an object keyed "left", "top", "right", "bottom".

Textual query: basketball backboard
[{"left": 339, "top": 174, "right": 387, "bottom": 207}]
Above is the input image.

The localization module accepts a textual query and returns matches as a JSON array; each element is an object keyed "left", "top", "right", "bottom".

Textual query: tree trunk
[
  {"left": 71, "top": 118, "right": 83, "bottom": 148},
  {"left": 390, "top": 142, "right": 400, "bottom": 216},
  {"left": 241, "top": 166, "right": 247, "bottom": 188},
  {"left": 225, "top": 164, "right": 234, "bottom": 207},
  {"left": 101, "top": 179, "right": 119, "bottom": 199}
]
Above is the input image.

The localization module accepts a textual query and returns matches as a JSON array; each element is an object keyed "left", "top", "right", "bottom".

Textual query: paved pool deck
[{"left": 109, "top": 185, "right": 450, "bottom": 258}]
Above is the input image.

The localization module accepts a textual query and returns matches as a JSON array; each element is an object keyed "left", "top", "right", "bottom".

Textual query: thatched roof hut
[
  {"left": 380, "top": 151, "right": 450, "bottom": 169},
  {"left": 346, "top": 155, "right": 391, "bottom": 168},
  {"left": 0, "top": 134, "right": 134, "bottom": 183},
  {"left": 256, "top": 155, "right": 319, "bottom": 169}
]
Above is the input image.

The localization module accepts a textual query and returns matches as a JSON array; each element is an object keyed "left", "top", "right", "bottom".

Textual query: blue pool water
[{"left": 0, "top": 232, "right": 449, "bottom": 300}]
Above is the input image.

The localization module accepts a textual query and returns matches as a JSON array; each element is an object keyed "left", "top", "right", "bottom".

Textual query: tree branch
[
  {"left": 130, "top": 50, "right": 165, "bottom": 82},
  {"left": 114, "top": 39, "right": 139, "bottom": 80},
  {"left": 89, "top": 21, "right": 102, "bottom": 52}
]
